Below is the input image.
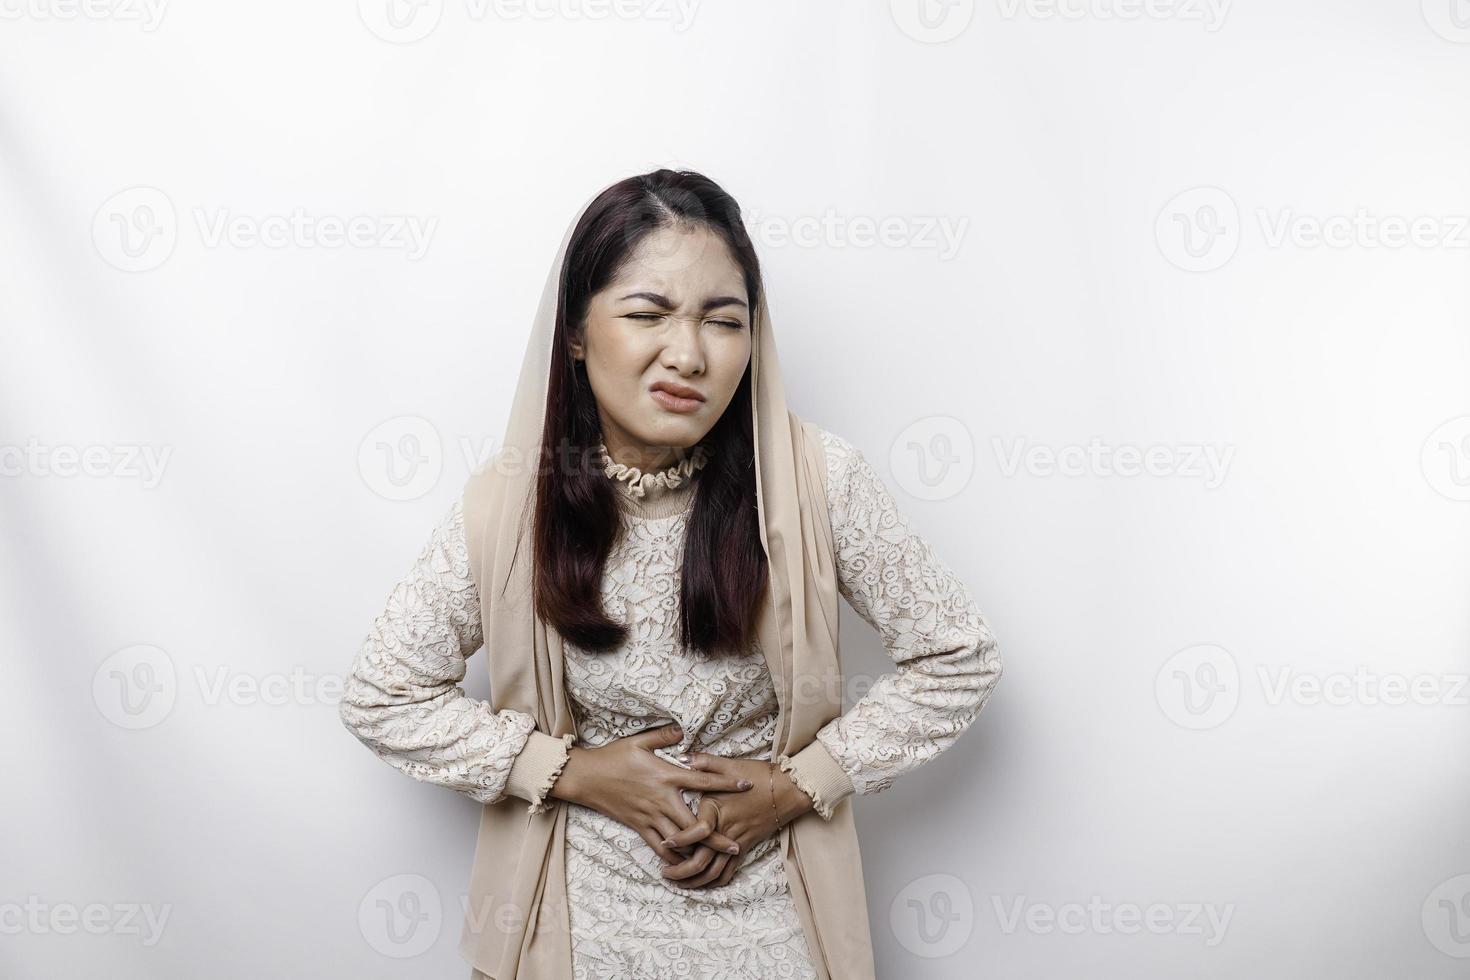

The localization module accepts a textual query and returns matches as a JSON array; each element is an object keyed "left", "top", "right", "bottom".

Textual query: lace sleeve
[
  {"left": 338, "top": 498, "right": 544, "bottom": 807},
  {"left": 780, "top": 426, "right": 1003, "bottom": 816}
]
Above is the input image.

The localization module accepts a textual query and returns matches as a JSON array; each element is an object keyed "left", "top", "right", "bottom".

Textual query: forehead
[{"left": 609, "top": 224, "right": 745, "bottom": 294}]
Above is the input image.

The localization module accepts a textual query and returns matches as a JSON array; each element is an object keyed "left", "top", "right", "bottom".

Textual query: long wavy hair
[{"left": 530, "top": 169, "right": 768, "bottom": 657}]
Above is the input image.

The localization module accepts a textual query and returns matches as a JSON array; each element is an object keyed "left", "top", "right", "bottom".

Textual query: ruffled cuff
[
  {"left": 777, "top": 739, "right": 856, "bottom": 821},
  {"left": 505, "top": 729, "right": 577, "bottom": 815}
]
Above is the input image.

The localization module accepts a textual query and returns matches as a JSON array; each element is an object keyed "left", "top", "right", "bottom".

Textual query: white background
[{"left": 3, "top": 1, "right": 1469, "bottom": 977}]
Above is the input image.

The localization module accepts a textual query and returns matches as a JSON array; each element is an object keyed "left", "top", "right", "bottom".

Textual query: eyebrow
[{"left": 618, "top": 291, "right": 748, "bottom": 313}]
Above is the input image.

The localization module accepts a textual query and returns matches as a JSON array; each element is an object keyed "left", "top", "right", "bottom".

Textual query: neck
[{"left": 599, "top": 441, "right": 711, "bottom": 520}]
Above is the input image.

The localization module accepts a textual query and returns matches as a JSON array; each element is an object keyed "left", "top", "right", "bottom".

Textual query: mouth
[{"left": 649, "top": 381, "right": 705, "bottom": 414}]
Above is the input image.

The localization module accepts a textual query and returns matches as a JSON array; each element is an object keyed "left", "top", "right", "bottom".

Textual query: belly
[{"left": 563, "top": 803, "right": 816, "bottom": 980}]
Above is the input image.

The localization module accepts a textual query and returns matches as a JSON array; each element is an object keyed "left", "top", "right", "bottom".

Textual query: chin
[{"left": 639, "top": 418, "right": 708, "bottom": 450}]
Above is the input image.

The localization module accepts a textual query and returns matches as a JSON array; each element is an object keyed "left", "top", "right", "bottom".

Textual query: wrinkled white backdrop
[{"left": 3, "top": 2, "right": 1468, "bottom": 977}]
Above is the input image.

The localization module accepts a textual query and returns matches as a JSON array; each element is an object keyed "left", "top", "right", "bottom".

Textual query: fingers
[
  {"left": 713, "top": 852, "right": 741, "bottom": 888},
  {"left": 678, "top": 769, "right": 757, "bottom": 794},
  {"left": 630, "top": 722, "right": 684, "bottom": 748},
  {"left": 662, "top": 819, "right": 716, "bottom": 849},
  {"left": 652, "top": 814, "right": 692, "bottom": 856},
  {"left": 661, "top": 799, "right": 740, "bottom": 858},
  {"left": 682, "top": 848, "right": 733, "bottom": 889},
  {"left": 661, "top": 844, "right": 720, "bottom": 881},
  {"left": 683, "top": 751, "right": 737, "bottom": 774},
  {"left": 658, "top": 796, "right": 740, "bottom": 854},
  {"left": 641, "top": 810, "right": 691, "bottom": 864},
  {"left": 640, "top": 826, "right": 687, "bottom": 866},
  {"left": 690, "top": 798, "right": 742, "bottom": 855},
  {"left": 701, "top": 827, "right": 743, "bottom": 854},
  {"left": 681, "top": 753, "right": 757, "bottom": 792},
  {"left": 662, "top": 817, "right": 741, "bottom": 855}
]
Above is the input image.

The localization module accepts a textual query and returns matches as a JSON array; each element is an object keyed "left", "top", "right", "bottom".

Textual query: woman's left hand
[{"left": 659, "top": 755, "right": 812, "bottom": 889}]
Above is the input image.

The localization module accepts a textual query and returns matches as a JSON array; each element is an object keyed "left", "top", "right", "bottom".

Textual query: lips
[
  {"left": 649, "top": 381, "right": 705, "bottom": 414},
  {"left": 650, "top": 381, "right": 705, "bottom": 402}
]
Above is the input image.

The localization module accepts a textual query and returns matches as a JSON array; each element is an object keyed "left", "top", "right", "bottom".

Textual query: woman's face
[{"left": 572, "top": 222, "right": 753, "bottom": 474}]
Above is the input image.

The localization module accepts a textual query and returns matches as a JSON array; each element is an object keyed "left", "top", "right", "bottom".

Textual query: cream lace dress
[{"left": 339, "top": 425, "right": 1003, "bottom": 980}]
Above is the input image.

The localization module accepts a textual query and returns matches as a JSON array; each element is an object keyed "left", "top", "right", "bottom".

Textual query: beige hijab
[{"left": 459, "top": 181, "right": 876, "bottom": 979}]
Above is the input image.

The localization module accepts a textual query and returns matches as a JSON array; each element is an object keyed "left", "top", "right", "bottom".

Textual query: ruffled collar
[{"left": 597, "top": 441, "right": 711, "bottom": 504}]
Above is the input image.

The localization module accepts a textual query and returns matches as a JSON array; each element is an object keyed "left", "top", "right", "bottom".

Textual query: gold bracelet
[{"left": 765, "top": 761, "right": 780, "bottom": 837}]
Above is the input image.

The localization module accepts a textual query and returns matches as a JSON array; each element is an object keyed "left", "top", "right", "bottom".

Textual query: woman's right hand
[{"left": 550, "top": 722, "right": 755, "bottom": 865}]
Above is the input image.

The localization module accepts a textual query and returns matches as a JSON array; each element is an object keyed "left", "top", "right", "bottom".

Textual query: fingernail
[
  {"left": 737, "top": 779, "right": 752, "bottom": 789},
  {"left": 661, "top": 838, "right": 675, "bottom": 847},
  {"left": 676, "top": 753, "right": 691, "bottom": 763},
  {"left": 727, "top": 845, "right": 740, "bottom": 854}
]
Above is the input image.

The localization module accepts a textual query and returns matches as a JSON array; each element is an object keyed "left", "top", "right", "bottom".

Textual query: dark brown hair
[{"left": 530, "top": 169, "right": 767, "bottom": 657}]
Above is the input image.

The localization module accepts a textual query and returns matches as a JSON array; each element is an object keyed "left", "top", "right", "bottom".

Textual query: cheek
[
  {"left": 586, "top": 355, "right": 642, "bottom": 403},
  {"left": 584, "top": 333, "right": 658, "bottom": 409},
  {"left": 712, "top": 337, "right": 753, "bottom": 387},
  {"left": 583, "top": 321, "right": 639, "bottom": 379}
]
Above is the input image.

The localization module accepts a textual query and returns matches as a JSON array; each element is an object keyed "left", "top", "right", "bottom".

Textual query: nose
[{"left": 660, "top": 317, "right": 705, "bottom": 376}]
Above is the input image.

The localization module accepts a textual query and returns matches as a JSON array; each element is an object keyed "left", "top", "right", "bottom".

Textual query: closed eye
[{"left": 626, "top": 313, "right": 745, "bottom": 329}]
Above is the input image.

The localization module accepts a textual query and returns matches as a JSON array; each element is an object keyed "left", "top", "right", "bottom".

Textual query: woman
[{"left": 339, "top": 170, "right": 1003, "bottom": 979}]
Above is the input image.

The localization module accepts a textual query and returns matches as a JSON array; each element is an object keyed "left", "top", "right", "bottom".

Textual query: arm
[
  {"left": 777, "top": 427, "right": 1004, "bottom": 819},
  {"left": 338, "top": 498, "right": 574, "bottom": 813}
]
